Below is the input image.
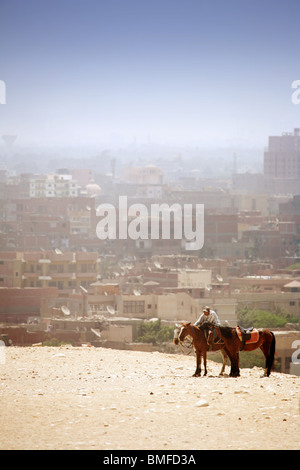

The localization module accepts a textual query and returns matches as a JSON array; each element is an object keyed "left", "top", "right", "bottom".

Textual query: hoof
[{"left": 230, "top": 372, "right": 240, "bottom": 378}]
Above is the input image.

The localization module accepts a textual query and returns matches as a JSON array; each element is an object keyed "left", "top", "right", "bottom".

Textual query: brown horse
[
  {"left": 173, "top": 322, "right": 230, "bottom": 377},
  {"left": 205, "top": 323, "right": 276, "bottom": 377}
]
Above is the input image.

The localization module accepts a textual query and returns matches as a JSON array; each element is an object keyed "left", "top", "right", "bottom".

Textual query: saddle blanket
[{"left": 236, "top": 327, "right": 259, "bottom": 344}]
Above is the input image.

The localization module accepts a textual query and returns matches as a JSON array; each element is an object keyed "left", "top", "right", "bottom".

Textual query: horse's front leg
[
  {"left": 219, "top": 349, "right": 228, "bottom": 376},
  {"left": 193, "top": 350, "right": 201, "bottom": 377}
]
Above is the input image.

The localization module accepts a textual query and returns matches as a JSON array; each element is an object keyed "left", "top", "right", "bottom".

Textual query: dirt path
[{"left": 0, "top": 346, "right": 299, "bottom": 450}]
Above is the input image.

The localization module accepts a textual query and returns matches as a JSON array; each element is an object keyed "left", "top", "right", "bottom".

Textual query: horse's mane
[
  {"left": 203, "top": 321, "right": 235, "bottom": 339},
  {"left": 198, "top": 323, "right": 210, "bottom": 331},
  {"left": 218, "top": 325, "right": 235, "bottom": 339}
]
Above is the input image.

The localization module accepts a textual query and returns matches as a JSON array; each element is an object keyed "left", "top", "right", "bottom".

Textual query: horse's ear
[{"left": 187, "top": 322, "right": 191, "bottom": 326}]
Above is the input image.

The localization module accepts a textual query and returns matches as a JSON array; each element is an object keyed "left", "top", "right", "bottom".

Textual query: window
[{"left": 123, "top": 301, "right": 145, "bottom": 314}]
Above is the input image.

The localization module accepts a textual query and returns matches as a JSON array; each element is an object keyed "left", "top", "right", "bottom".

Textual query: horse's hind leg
[
  {"left": 260, "top": 345, "right": 269, "bottom": 377},
  {"left": 229, "top": 352, "right": 240, "bottom": 377},
  {"left": 260, "top": 334, "right": 275, "bottom": 377},
  {"left": 219, "top": 349, "right": 228, "bottom": 376}
]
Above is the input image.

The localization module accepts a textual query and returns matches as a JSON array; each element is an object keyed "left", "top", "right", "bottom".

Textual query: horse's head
[
  {"left": 173, "top": 323, "right": 182, "bottom": 345},
  {"left": 173, "top": 322, "right": 192, "bottom": 344}
]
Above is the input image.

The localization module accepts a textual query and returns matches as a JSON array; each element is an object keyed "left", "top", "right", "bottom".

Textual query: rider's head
[{"left": 203, "top": 306, "right": 210, "bottom": 316}]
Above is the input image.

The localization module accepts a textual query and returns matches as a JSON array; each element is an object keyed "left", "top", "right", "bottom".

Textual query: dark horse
[
  {"left": 205, "top": 323, "right": 276, "bottom": 377},
  {"left": 173, "top": 322, "right": 230, "bottom": 377}
]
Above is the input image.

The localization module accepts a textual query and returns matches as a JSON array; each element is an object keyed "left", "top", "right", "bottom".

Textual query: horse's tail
[{"left": 266, "top": 332, "right": 276, "bottom": 376}]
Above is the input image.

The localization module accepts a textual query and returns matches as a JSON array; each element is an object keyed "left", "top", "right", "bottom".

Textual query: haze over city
[{"left": 0, "top": 0, "right": 299, "bottom": 152}]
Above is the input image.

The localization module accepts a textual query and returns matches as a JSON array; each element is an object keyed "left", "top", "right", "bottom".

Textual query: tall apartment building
[
  {"left": 0, "top": 196, "right": 97, "bottom": 251},
  {"left": 264, "top": 128, "right": 300, "bottom": 194},
  {"left": 29, "top": 173, "right": 79, "bottom": 198},
  {"left": 0, "top": 250, "right": 99, "bottom": 292}
]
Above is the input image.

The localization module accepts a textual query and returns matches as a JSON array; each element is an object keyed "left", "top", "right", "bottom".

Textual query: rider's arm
[{"left": 194, "top": 313, "right": 204, "bottom": 326}]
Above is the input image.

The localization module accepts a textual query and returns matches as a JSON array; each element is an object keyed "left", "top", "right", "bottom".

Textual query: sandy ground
[{"left": 0, "top": 345, "right": 299, "bottom": 451}]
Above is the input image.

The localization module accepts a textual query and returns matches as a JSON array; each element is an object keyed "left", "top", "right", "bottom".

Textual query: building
[
  {"left": 123, "top": 165, "right": 164, "bottom": 186},
  {"left": 274, "top": 330, "right": 300, "bottom": 374},
  {"left": 0, "top": 286, "right": 57, "bottom": 323},
  {"left": 0, "top": 250, "right": 99, "bottom": 292},
  {"left": 29, "top": 173, "right": 79, "bottom": 198},
  {"left": 264, "top": 128, "right": 300, "bottom": 194},
  {"left": 0, "top": 196, "right": 98, "bottom": 251}
]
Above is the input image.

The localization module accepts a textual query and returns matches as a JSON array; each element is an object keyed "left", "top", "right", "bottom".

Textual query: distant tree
[
  {"left": 237, "top": 306, "right": 292, "bottom": 328},
  {"left": 286, "top": 263, "right": 300, "bottom": 270},
  {"left": 135, "top": 319, "right": 174, "bottom": 345}
]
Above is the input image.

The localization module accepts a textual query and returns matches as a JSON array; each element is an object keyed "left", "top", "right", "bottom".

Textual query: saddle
[{"left": 236, "top": 325, "right": 259, "bottom": 350}]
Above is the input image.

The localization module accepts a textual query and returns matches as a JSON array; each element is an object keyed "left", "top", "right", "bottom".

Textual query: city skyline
[{"left": 0, "top": 0, "right": 300, "bottom": 149}]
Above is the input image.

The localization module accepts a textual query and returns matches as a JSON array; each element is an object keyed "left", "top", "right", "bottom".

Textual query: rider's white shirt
[{"left": 194, "top": 310, "right": 220, "bottom": 327}]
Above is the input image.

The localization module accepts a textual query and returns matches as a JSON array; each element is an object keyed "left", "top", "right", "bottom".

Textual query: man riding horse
[{"left": 194, "top": 306, "right": 220, "bottom": 347}]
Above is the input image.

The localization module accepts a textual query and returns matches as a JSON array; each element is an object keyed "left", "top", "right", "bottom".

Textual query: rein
[
  {"left": 179, "top": 338, "right": 193, "bottom": 355},
  {"left": 178, "top": 323, "right": 194, "bottom": 355}
]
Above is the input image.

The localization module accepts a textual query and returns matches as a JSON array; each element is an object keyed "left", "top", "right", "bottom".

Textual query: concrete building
[
  {"left": 123, "top": 165, "right": 164, "bottom": 186},
  {"left": 0, "top": 250, "right": 99, "bottom": 292},
  {"left": 0, "top": 196, "right": 98, "bottom": 251},
  {"left": 234, "top": 291, "right": 300, "bottom": 317},
  {"left": 177, "top": 269, "right": 212, "bottom": 289},
  {"left": 274, "top": 330, "right": 300, "bottom": 374},
  {"left": 264, "top": 128, "right": 300, "bottom": 194},
  {"left": 0, "top": 286, "right": 57, "bottom": 323},
  {"left": 29, "top": 173, "right": 79, "bottom": 198}
]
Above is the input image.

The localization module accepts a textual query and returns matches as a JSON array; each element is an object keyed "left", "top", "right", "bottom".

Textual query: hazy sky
[{"left": 0, "top": 0, "right": 299, "bottom": 148}]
